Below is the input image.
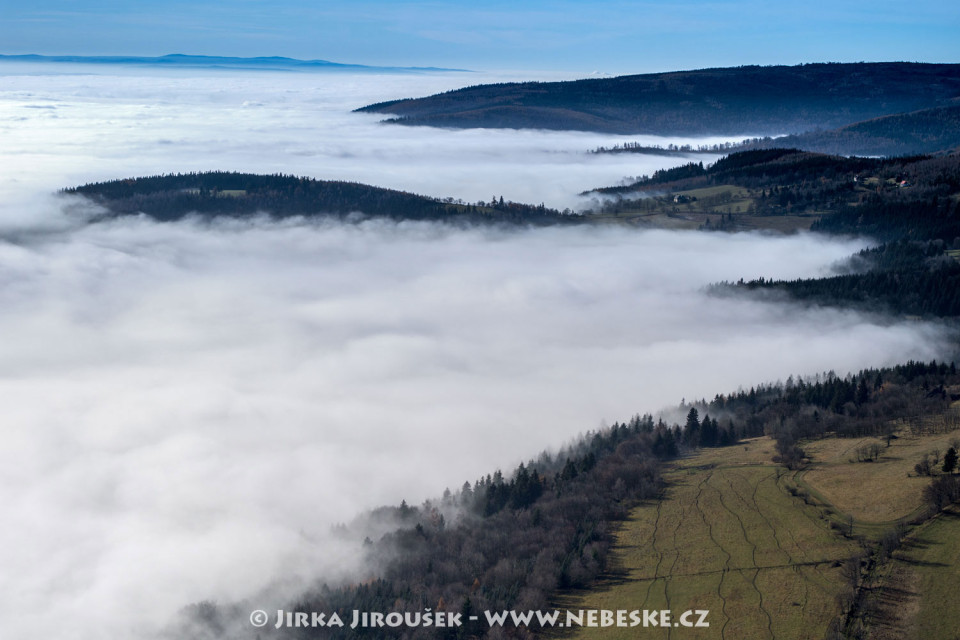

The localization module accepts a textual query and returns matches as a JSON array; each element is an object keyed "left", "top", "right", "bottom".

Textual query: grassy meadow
[
  {"left": 561, "top": 426, "right": 960, "bottom": 640},
  {"left": 587, "top": 184, "right": 818, "bottom": 233},
  {"left": 562, "top": 441, "right": 860, "bottom": 639}
]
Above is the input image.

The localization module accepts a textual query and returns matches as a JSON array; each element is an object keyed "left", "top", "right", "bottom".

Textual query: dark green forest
[
  {"left": 738, "top": 104, "right": 960, "bottom": 157},
  {"left": 588, "top": 148, "right": 960, "bottom": 317},
  {"left": 358, "top": 63, "right": 960, "bottom": 136},
  {"left": 594, "top": 104, "right": 960, "bottom": 158},
  {"left": 592, "top": 148, "right": 960, "bottom": 240},
  {"left": 722, "top": 241, "right": 960, "bottom": 318},
  {"left": 64, "top": 172, "right": 573, "bottom": 227}
]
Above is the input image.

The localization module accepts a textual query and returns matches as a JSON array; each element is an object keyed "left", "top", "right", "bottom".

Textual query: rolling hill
[
  {"left": 596, "top": 104, "right": 960, "bottom": 157},
  {"left": 63, "top": 172, "right": 572, "bottom": 226},
  {"left": 740, "top": 104, "right": 960, "bottom": 157},
  {"left": 357, "top": 62, "right": 960, "bottom": 136}
]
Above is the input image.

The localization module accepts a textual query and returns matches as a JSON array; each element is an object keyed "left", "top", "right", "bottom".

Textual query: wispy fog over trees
[{"left": 177, "top": 359, "right": 960, "bottom": 639}]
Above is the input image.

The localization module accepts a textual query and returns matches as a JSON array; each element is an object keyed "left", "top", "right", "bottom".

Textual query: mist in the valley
[
  {"left": 0, "top": 64, "right": 737, "bottom": 217},
  {"left": 0, "top": 65, "right": 952, "bottom": 639}
]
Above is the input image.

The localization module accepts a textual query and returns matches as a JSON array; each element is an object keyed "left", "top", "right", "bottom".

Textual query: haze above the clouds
[{"left": 0, "top": 66, "right": 953, "bottom": 639}]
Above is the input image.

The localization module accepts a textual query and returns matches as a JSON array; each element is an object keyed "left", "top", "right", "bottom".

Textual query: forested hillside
[
  {"left": 358, "top": 63, "right": 960, "bottom": 136},
  {"left": 726, "top": 241, "right": 960, "bottom": 317},
  {"left": 65, "top": 172, "right": 572, "bottom": 226},
  {"left": 595, "top": 104, "right": 960, "bottom": 157},
  {"left": 175, "top": 360, "right": 960, "bottom": 639},
  {"left": 590, "top": 148, "right": 960, "bottom": 237},
  {"left": 742, "top": 104, "right": 960, "bottom": 157},
  {"left": 589, "top": 149, "right": 960, "bottom": 317}
]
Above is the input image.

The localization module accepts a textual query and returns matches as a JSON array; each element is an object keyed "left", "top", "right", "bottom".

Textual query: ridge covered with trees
[
  {"left": 724, "top": 241, "right": 960, "bottom": 318},
  {"left": 357, "top": 63, "right": 960, "bottom": 136},
  {"left": 589, "top": 148, "right": 960, "bottom": 235},
  {"left": 586, "top": 148, "right": 960, "bottom": 316},
  {"left": 737, "top": 104, "right": 960, "bottom": 157},
  {"left": 64, "top": 172, "right": 574, "bottom": 227},
  {"left": 594, "top": 104, "right": 960, "bottom": 158}
]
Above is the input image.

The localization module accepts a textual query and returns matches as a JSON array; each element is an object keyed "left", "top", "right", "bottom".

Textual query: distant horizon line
[
  {"left": 0, "top": 53, "right": 472, "bottom": 74},
  {"left": 1, "top": 54, "right": 956, "bottom": 80}
]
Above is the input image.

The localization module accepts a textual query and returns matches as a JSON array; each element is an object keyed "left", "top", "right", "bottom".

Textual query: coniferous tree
[{"left": 944, "top": 447, "right": 958, "bottom": 474}]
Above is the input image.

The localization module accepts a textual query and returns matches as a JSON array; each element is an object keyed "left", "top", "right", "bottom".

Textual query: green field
[
  {"left": 588, "top": 184, "right": 818, "bottom": 233},
  {"left": 797, "top": 427, "right": 960, "bottom": 534},
  {"left": 589, "top": 210, "right": 817, "bottom": 234},
  {"left": 564, "top": 456, "right": 860, "bottom": 639},
  {"left": 560, "top": 427, "right": 960, "bottom": 640},
  {"left": 908, "top": 509, "right": 960, "bottom": 639},
  {"left": 862, "top": 506, "right": 960, "bottom": 639}
]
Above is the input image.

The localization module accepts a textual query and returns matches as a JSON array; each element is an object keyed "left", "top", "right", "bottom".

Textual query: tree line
[{"left": 719, "top": 240, "right": 960, "bottom": 317}]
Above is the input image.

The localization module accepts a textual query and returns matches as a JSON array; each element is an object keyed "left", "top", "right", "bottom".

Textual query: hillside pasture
[
  {"left": 564, "top": 459, "right": 859, "bottom": 639},
  {"left": 800, "top": 428, "right": 960, "bottom": 523}
]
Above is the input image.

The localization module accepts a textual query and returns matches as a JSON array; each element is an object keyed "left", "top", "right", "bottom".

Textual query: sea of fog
[{"left": 0, "top": 64, "right": 951, "bottom": 639}]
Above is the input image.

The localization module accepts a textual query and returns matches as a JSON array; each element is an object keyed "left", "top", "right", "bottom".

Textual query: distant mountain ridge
[
  {"left": 357, "top": 62, "right": 960, "bottom": 135},
  {"left": 0, "top": 54, "right": 468, "bottom": 73}
]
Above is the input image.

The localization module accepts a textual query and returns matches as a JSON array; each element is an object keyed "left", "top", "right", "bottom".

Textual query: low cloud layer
[
  {"left": 0, "top": 66, "right": 952, "bottom": 639},
  {"left": 0, "top": 213, "right": 949, "bottom": 639},
  {"left": 0, "top": 65, "right": 733, "bottom": 214}
]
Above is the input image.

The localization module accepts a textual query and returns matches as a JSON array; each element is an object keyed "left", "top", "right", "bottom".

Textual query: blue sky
[{"left": 2, "top": 0, "right": 958, "bottom": 73}]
